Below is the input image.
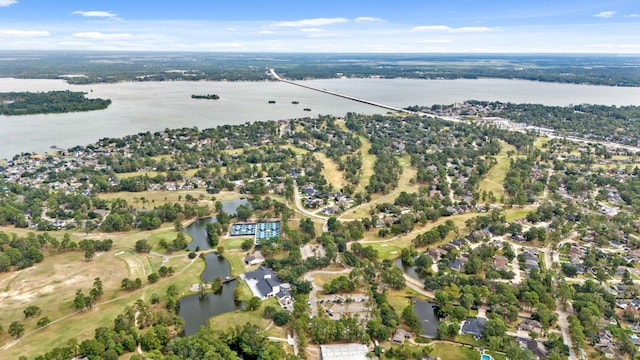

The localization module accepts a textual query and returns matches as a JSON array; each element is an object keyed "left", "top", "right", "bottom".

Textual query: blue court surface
[{"left": 230, "top": 221, "right": 280, "bottom": 245}]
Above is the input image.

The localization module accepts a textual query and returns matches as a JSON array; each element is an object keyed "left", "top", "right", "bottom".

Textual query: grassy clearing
[
  {"left": 357, "top": 206, "right": 537, "bottom": 260},
  {"left": 2, "top": 249, "right": 203, "bottom": 358},
  {"left": 341, "top": 155, "right": 418, "bottom": 221},
  {"left": 117, "top": 169, "right": 199, "bottom": 179},
  {"left": 97, "top": 189, "right": 212, "bottom": 205},
  {"left": 355, "top": 135, "right": 376, "bottom": 194},
  {"left": 221, "top": 237, "right": 250, "bottom": 250},
  {"left": 479, "top": 140, "right": 516, "bottom": 202},
  {"left": 533, "top": 137, "right": 550, "bottom": 149},
  {"left": 479, "top": 159, "right": 510, "bottom": 200},
  {"left": 313, "top": 152, "right": 347, "bottom": 190},
  {"left": 224, "top": 252, "right": 250, "bottom": 277},
  {"left": 209, "top": 297, "right": 280, "bottom": 330},
  {"left": 505, "top": 207, "right": 533, "bottom": 221},
  {"left": 431, "top": 343, "right": 480, "bottom": 360},
  {"left": 312, "top": 273, "right": 343, "bottom": 288}
]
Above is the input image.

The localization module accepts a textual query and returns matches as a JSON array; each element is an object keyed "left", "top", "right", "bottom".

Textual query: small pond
[
  {"left": 183, "top": 198, "right": 251, "bottom": 251},
  {"left": 413, "top": 299, "right": 440, "bottom": 338},
  {"left": 393, "top": 257, "right": 425, "bottom": 281},
  {"left": 177, "top": 253, "right": 244, "bottom": 336}
]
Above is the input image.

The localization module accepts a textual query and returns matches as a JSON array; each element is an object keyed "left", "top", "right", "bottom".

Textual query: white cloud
[
  {"left": 258, "top": 30, "right": 274, "bottom": 34},
  {"left": 73, "top": 32, "right": 131, "bottom": 40},
  {"left": 0, "top": 29, "right": 50, "bottom": 37},
  {"left": 354, "top": 17, "right": 385, "bottom": 23},
  {"left": 413, "top": 25, "right": 495, "bottom": 33},
  {"left": 0, "top": 0, "right": 18, "bottom": 7},
  {"left": 271, "top": 17, "right": 348, "bottom": 28},
  {"left": 196, "top": 42, "right": 243, "bottom": 50},
  {"left": 412, "top": 25, "right": 451, "bottom": 31},
  {"left": 300, "top": 28, "right": 323, "bottom": 33},
  {"left": 594, "top": 11, "right": 616, "bottom": 18},
  {"left": 418, "top": 39, "right": 452, "bottom": 43},
  {"left": 72, "top": 10, "right": 118, "bottom": 18},
  {"left": 626, "top": 14, "right": 640, "bottom": 18}
]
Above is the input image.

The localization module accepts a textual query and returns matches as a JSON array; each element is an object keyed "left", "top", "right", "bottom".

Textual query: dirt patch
[{"left": 300, "top": 244, "right": 326, "bottom": 260}]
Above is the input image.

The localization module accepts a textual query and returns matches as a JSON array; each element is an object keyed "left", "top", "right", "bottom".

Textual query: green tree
[
  {"left": 246, "top": 296, "right": 262, "bottom": 311},
  {"left": 36, "top": 316, "right": 50, "bottom": 328},
  {"left": 23, "top": 305, "right": 41, "bottom": 318},
  {"left": 8, "top": 321, "right": 25, "bottom": 338},
  {"left": 90, "top": 277, "right": 103, "bottom": 300},
  {"left": 401, "top": 302, "right": 423, "bottom": 334}
]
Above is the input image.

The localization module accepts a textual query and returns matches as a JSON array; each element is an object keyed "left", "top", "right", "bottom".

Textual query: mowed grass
[
  {"left": 221, "top": 237, "right": 251, "bottom": 250},
  {"left": 355, "top": 135, "right": 376, "bottom": 194},
  {"left": 478, "top": 140, "right": 516, "bottom": 202},
  {"left": 430, "top": 343, "right": 480, "bottom": 360},
  {"left": 1, "top": 239, "right": 204, "bottom": 358},
  {"left": 117, "top": 169, "right": 199, "bottom": 179},
  {"left": 313, "top": 152, "right": 347, "bottom": 190},
  {"left": 209, "top": 297, "right": 278, "bottom": 330},
  {"left": 97, "top": 188, "right": 212, "bottom": 205},
  {"left": 358, "top": 206, "right": 538, "bottom": 260},
  {"left": 341, "top": 154, "right": 418, "bottom": 221}
]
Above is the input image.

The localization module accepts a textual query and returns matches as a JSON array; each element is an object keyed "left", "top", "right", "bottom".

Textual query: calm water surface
[
  {"left": 183, "top": 198, "right": 250, "bottom": 251},
  {"left": 2, "top": 77, "right": 640, "bottom": 159},
  {"left": 177, "top": 253, "right": 243, "bottom": 336}
]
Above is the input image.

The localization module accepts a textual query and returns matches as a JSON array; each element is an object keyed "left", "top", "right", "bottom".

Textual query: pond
[
  {"left": 413, "top": 299, "right": 440, "bottom": 338},
  {"left": 393, "top": 257, "right": 424, "bottom": 281},
  {"left": 177, "top": 252, "right": 244, "bottom": 336},
  {"left": 183, "top": 198, "right": 251, "bottom": 251}
]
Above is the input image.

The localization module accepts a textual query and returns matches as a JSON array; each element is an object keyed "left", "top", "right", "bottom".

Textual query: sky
[{"left": 0, "top": 0, "right": 639, "bottom": 53}]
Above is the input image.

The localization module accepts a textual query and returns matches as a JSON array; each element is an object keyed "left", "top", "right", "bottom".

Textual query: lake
[
  {"left": 177, "top": 252, "right": 243, "bottom": 336},
  {"left": 183, "top": 198, "right": 250, "bottom": 251},
  {"left": 2, "top": 77, "right": 640, "bottom": 159}
]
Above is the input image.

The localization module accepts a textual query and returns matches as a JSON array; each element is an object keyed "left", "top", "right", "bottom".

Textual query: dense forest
[
  {"left": 1, "top": 51, "right": 639, "bottom": 87},
  {"left": 0, "top": 91, "right": 111, "bottom": 115}
]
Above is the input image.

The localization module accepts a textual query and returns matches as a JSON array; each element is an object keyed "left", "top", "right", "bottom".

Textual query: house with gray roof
[
  {"left": 241, "top": 266, "right": 289, "bottom": 300},
  {"left": 460, "top": 317, "right": 487, "bottom": 338}
]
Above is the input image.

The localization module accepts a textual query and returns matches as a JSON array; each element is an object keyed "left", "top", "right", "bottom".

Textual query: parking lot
[{"left": 316, "top": 294, "right": 371, "bottom": 321}]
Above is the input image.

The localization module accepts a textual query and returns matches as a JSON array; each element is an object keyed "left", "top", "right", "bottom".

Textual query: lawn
[
  {"left": 313, "top": 152, "right": 347, "bottom": 190},
  {"left": 221, "top": 236, "right": 251, "bottom": 250},
  {"left": 430, "top": 343, "right": 480, "bottom": 360},
  {"left": 478, "top": 140, "right": 516, "bottom": 203},
  {"left": 1, "top": 249, "right": 204, "bottom": 358},
  {"left": 340, "top": 154, "right": 418, "bottom": 221},
  {"left": 355, "top": 135, "right": 376, "bottom": 194},
  {"left": 224, "top": 251, "right": 251, "bottom": 277},
  {"left": 97, "top": 189, "right": 243, "bottom": 207},
  {"left": 209, "top": 297, "right": 280, "bottom": 332}
]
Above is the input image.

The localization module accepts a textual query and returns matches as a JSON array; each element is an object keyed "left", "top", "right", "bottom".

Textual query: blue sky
[{"left": 0, "top": 0, "right": 639, "bottom": 52}]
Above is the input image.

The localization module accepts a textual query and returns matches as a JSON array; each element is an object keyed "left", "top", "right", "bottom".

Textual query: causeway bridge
[{"left": 269, "top": 69, "right": 413, "bottom": 114}]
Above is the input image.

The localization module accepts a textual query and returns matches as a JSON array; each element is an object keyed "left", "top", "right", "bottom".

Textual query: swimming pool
[{"left": 481, "top": 354, "right": 493, "bottom": 360}]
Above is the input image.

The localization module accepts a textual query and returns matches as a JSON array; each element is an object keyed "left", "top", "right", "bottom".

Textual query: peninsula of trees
[
  {"left": 0, "top": 91, "right": 111, "bottom": 115},
  {"left": 191, "top": 94, "right": 219, "bottom": 100}
]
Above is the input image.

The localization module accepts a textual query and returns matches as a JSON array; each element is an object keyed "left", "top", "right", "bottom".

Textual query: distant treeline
[
  {"left": 0, "top": 91, "right": 111, "bottom": 115},
  {"left": 191, "top": 94, "right": 219, "bottom": 100},
  {"left": 0, "top": 52, "right": 638, "bottom": 87}
]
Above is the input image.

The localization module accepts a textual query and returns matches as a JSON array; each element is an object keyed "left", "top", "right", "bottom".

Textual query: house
[
  {"left": 243, "top": 251, "right": 265, "bottom": 266},
  {"left": 518, "top": 319, "right": 543, "bottom": 333},
  {"left": 526, "top": 340, "right": 548, "bottom": 359},
  {"left": 460, "top": 317, "right": 487, "bottom": 338},
  {"left": 241, "top": 266, "right": 288, "bottom": 300},
  {"left": 392, "top": 329, "right": 412, "bottom": 344},
  {"left": 320, "top": 343, "right": 368, "bottom": 360},
  {"left": 493, "top": 255, "right": 510, "bottom": 272},
  {"left": 448, "top": 259, "right": 466, "bottom": 272}
]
